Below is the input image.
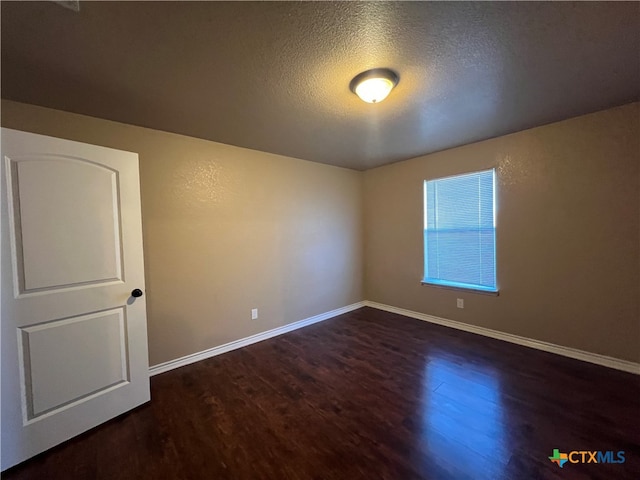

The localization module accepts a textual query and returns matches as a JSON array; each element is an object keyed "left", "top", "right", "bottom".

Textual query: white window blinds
[{"left": 423, "top": 169, "right": 497, "bottom": 292}]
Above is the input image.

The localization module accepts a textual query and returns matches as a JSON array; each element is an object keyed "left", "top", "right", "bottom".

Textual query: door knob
[{"left": 131, "top": 288, "right": 143, "bottom": 298}]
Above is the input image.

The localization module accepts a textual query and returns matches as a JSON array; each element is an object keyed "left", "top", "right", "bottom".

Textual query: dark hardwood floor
[{"left": 3, "top": 307, "right": 639, "bottom": 479}]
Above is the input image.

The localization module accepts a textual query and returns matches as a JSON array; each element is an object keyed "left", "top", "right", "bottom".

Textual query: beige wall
[
  {"left": 364, "top": 102, "right": 640, "bottom": 363},
  {"left": 1, "top": 100, "right": 364, "bottom": 366},
  {"left": 3, "top": 99, "right": 638, "bottom": 366}
]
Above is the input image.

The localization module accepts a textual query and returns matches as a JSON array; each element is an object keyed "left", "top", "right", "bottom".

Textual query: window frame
[{"left": 421, "top": 168, "right": 499, "bottom": 295}]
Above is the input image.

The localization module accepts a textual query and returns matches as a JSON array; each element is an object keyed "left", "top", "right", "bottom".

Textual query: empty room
[{"left": 1, "top": 1, "right": 638, "bottom": 479}]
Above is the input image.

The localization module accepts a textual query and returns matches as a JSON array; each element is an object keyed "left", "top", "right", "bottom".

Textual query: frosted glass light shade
[
  {"left": 350, "top": 68, "right": 399, "bottom": 104},
  {"left": 354, "top": 77, "right": 395, "bottom": 103}
]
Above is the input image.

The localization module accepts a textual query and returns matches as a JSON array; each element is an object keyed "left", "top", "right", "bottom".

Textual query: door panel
[
  {"left": 20, "top": 307, "right": 128, "bottom": 420},
  {"left": 7, "top": 156, "right": 123, "bottom": 293},
  {"left": 1, "top": 128, "right": 150, "bottom": 470}
]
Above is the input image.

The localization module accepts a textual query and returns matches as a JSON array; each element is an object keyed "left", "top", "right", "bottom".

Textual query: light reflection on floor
[{"left": 420, "top": 356, "right": 507, "bottom": 479}]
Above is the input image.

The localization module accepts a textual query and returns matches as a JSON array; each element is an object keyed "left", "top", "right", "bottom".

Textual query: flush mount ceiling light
[{"left": 349, "top": 68, "right": 399, "bottom": 104}]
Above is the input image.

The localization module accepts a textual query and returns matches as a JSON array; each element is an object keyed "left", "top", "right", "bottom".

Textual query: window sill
[{"left": 420, "top": 281, "right": 500, "bottom": 296}]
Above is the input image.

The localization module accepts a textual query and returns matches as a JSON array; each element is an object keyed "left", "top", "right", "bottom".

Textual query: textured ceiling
[{"left": 2, "top": 1, "right": 639, "bottom": 170}]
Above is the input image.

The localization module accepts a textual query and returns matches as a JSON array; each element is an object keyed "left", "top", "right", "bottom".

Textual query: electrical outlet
[
  {"left": 456, "top": 298, "right": 464, "bottom": 309},
  {"left": 251, "top": 308, "right": 258, "bottom": 320}
]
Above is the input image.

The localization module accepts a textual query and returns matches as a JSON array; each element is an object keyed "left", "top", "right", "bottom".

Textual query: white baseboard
[
  {"left": 364, "top": 301, "right": 640, "bottom": 375},
  {"left": 150, "top": 299, "right": 639, "bottom": 377},
  {"left": 149, "top": 301, "right": 366, "bottom": 376}
]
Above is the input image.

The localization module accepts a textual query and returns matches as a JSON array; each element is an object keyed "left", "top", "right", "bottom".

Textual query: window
[{"left": 423, "top": 169, "right": 497, "bottom": 293}]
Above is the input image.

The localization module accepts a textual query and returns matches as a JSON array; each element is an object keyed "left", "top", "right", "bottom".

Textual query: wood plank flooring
[{"left": 3, "top": 307, "right": 639, "bottom": 479}]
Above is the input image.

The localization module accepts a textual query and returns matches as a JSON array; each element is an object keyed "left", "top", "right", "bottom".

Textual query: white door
[{"left": 0, "top": 128, "right": 150, "bottom": 470}]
